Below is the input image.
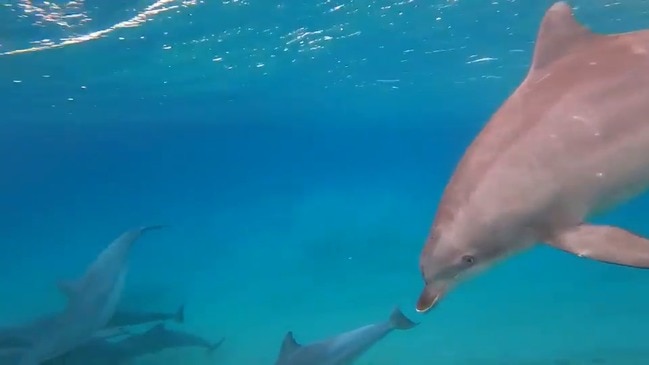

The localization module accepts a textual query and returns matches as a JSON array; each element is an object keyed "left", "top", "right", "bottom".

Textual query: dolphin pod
[
  {"left": 416, "top": 1, "right": 649, "bottom": 312},
  {"left": 0, "top": 226, "right": 163, "bottom": 365},
  {"left": 0, "top": 225, "right": 230, "bottom": 365},
  {"left": 0, "top": 224, "right": 415, "bottom": 365}
]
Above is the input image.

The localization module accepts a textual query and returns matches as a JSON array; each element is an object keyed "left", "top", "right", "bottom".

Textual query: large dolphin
[
  {"left": 416, "top": 1, "right": 649, "bottom": 313},
  {"left": 7, "top": 225, "right": 162, "bottom": 364},
  {"left": 274, "top": 307, "right": 417, "bottom": 365}
]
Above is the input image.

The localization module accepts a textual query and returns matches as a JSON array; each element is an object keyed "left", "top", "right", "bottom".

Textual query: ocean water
[{"left": 2, "top": 0, "right": 649, "bottom": 364}]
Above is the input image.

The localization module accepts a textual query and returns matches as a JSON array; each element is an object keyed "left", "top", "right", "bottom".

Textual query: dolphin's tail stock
[
  {"left": 388, "top": 307, "right": 418, "bottom": 330},
  {"left": 174, "top": 305, "right": 185, "bottom": 323},
  {"left": 206, "top": 337, "right": 225, "bottom": 355}
]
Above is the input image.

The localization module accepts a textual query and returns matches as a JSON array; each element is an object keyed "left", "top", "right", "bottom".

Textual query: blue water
[{"left": 2, "top": 1, "right": 649, "bottom": 364}]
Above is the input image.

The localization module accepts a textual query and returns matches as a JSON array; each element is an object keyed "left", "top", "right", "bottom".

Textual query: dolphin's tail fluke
[
  {"left": 120, "top": 224, "right": 166, "bottom": 246},
  {"left": 174, "top": 304, "right": 185, "bottom": 323},
  {"left": 140, "top": 224, "right": 166, "bottom": 233},
  {"left": 206, "top": 337, "right": 225, "bottom": 355},
  {"left": 388, "top": 307, "right": 418, "bottom": 330}
]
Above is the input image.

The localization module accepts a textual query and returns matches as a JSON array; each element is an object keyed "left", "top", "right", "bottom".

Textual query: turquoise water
[{"left": 2, "top": 1, "right": 649, "bottom": 364}]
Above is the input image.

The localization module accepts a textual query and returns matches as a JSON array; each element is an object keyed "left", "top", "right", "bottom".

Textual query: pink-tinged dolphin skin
[{"left": 416, "top": 1, "right": 649, "bottom": 313}]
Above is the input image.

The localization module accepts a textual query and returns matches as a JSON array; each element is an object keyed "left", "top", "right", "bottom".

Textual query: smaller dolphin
[
  {"left": 37, "top": 324, "right": 225, "bottom": 365},
  {"left": 0, "top": 304, "right": 182, "bottom": 351},
  {"left": 104, "top": 304, "right": 185, "bottom": 328},
  {"left": 10, "top": 225, "right": 163, "bottom": 365},
  {"left": 0, "top": 323, "right": 127, "bottom": 352},
  {"left": 0, "top": 313, "right": 130, "bottom": 351},
  {"left": 115, "top": 323, "right": 224, "bottom": 357},
  {"left": 274, "top": 307, "right": 417, "bottom": 365},
  {"left": 41, "top": 337, "right": 129, "bottom": 365}
]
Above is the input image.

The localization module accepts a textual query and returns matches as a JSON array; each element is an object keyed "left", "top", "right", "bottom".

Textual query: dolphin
[
  {"left": 0, "top": 304, "right": 182, "bottom": 351},
  {"left": 0, "top": 323, "right": 129, "bottom": 351},
  {"left": 0, "top": 311, "right": 139, "bottom": 351},
  {"left": 273, "top": 307, "right": 417, "bottom": 365},
  {"left": 112, "top": 322, "right": 224, "bottom": 357},
  {"left": 104, "top": 304, "right": 185, "bottom": 328},
  {"left": 36, "top": 324, "right": 225, "bottom": 365},
  {"left": 416, "top": 1, "right": 649, "bottom": 313},
  {"left": 40, "top": 337, "right": 130, "bottom": 365},
  {"left": 8, "top": 225, "right": 162, "bottom": 365}
]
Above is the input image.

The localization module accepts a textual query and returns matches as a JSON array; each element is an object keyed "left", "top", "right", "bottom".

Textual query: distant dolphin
[
  {"left": 0, "top": 305, "right": 183, "bottom": 350},
  {"left": 38, "top": 324, "right": 225, "bottom": 365},
  {"left": 0, "top": 325, "right": 127, "bottom": 351},
  {"left": 0, "top": 306, "right": 166, "bottom": 352},
  {"left": 274, "top": 307, "right": 417, "bottom": 365},
  {"left": 113, "top": 322, "right": 224, "bottom": 357},
  {"left": 416, "top": 1, "right": 649, "bottom": 313},
  {"left": 104, "top": 304, "right": 185, "bottom": 328},
  {"left": 40, "top": 337, "right": 128, "bottom": 365},
  {"left": 9, "top": 225, "right": 162, "bottom": 365}
]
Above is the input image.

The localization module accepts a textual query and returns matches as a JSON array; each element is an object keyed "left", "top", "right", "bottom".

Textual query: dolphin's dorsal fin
[
  {"left": 279, "top": 331, "right": 301, "bottom": 358},
  {"left": 530, "top": 1, "right": 598, "bottom": 71},
  {"left": 56, "top": 279, "right": 82, "bottom": 298}
]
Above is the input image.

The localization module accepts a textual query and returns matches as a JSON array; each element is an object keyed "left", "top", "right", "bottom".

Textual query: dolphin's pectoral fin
[{"left": 547, "top": 224, "right": 649, "bottom": 268}]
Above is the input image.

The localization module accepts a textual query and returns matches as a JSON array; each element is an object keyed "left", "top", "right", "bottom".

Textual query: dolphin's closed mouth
[{"left": 415, "top": 284, "right": 444, "bottom": 313}]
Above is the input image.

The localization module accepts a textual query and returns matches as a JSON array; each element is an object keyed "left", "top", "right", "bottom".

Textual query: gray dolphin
[
  {"left": 0, "top": 304, "right": 183, "bottom": 350},
  {"left": 113, "top": 322, "right": 224, "bottom": 357},
  {"left": 416, "top": 1, "right": 649, "bottom": 313},
  {"left": 8, "top": 225, "right": 162, "bottom": 364},
  {"left": 38, "top": 323, "right": 224, "bottom": 365},
  {"left": 41, "top": 337, "right": 129, "bottom": 365},
  {"left": 274, "top": 307, "right": 417, "bottom": 365},
  {"left": 0, "top": 324, "right": 128, "bottom": 350}
]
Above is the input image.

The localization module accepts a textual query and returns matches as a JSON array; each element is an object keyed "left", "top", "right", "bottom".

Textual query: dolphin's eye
[{"left": 461, "top": 255, "right": 476, "bottom": 266}]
